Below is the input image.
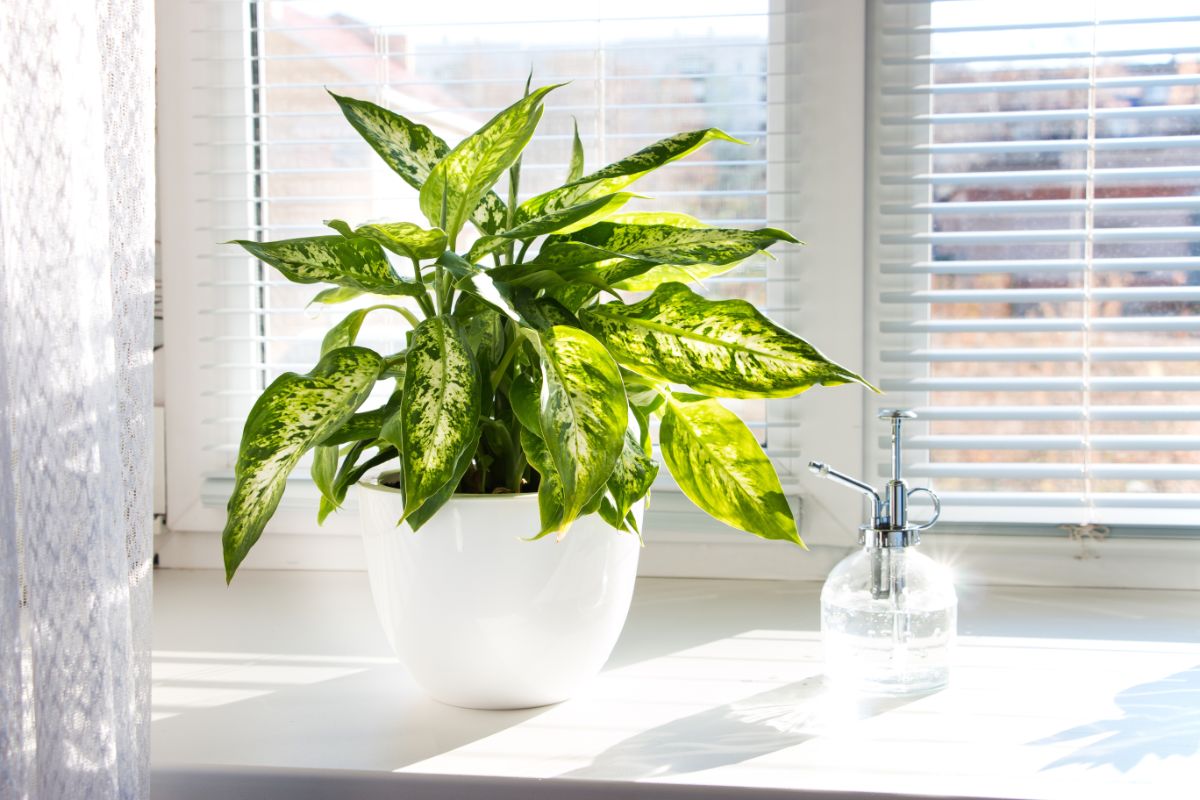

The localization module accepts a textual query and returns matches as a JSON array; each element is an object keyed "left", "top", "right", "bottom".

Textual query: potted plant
[{"left": 223, "top": 84, "right": 874, "bottom": 709}]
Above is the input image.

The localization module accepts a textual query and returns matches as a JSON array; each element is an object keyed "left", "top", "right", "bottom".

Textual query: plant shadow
[
  {"left": 562, "top": 675, "right": 926, "bottom": 780},
  {"left": 1034, "top": 664, "right": 1200, "bottom": 773}
]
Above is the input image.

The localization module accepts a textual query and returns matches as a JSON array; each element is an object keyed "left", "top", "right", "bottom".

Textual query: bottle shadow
[
  {"left": 1033, "top": 664, "right": 1200, "bottom": 773},
  {"left": 561, "top": 675, "right": 927, "bottom": 780}
]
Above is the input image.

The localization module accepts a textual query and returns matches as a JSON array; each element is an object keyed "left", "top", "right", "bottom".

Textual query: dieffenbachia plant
[{"left": 222, "top": 85, "right": 875, "bottom": 582}]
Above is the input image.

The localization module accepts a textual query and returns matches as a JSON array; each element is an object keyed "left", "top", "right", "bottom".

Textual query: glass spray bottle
[{"left": 808, "top": 410, "right": 956, "bottom": 695}]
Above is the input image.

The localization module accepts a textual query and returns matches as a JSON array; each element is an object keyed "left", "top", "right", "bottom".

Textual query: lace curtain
[{"left": 0, "top": 1, "right": 155, "bottom": 797}]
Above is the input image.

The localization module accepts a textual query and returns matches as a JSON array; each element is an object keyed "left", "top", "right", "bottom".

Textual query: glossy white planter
[{"left": 357, "top": 473, "right": 642, "bottom": 710}]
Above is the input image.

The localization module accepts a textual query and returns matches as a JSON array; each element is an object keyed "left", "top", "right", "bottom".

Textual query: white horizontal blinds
[
  {"left": 870, "top": 0, "right": 1200, "bottom": 527},
  {"left": 193, "top": 1, "right": 777, "bottom": 478}
]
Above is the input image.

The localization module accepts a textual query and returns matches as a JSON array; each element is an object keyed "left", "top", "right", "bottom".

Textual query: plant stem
[
  {"left": 510, "top": 452, "right": 527, "bottom": 493},
  {"left": 410, "top": 258, "right": 436, "bottom": 318},
  {"left": 516, "top": 238, "right": 533, "bottom": 264},
  {"left": 489, "top": 322, "right": 523, "bottom": 387},
  {"left": 506, "top": 164, "right": 520, "bottom": 265}
]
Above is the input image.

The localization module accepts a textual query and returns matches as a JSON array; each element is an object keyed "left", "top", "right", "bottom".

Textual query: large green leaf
[
  {"left": 510, "top": 290, "right": 579, "bottom": 332},
  {"left": 501, "top": 192, "right": 636, "bottom": 239},
  {"left": 232, "top": 236, "right": 423, "bottom": 296},
  {"left": 327, "top": 219, "right": 447, "bottom": 261},
  {"left": 549, "top": 222, "right": 797, "bottom": 267},
  {"left": 383, "top": 316, "right": 481, "bottom": 520},
  {"left": 518, "top": 128, "right": 744, "bottom": 221},
  {"left": 535, "top": 325, "right": 627, "bottom": 534},
  {"left": 660, "top": 393, "right": 801, "bottom": 545},
  {"left": 405, "top": 434, "right": 478, "bottom": 531},
  {"left": 581, "top": 282, "right": 876, "bottom": 399},
  {"left": 330, "top": 91, "right": 506, "bottom": 234},
  {"left": 595, "top": 212, "right": 752, "bottom": 291},
  {"left": 223, "top": 347, "right": 383, "bottom": 580},
  {"left": 466, "top": 192, "right": 636, "bottom": 262},
  {"left": 491, "top": 222, "right": 794, "bottom": 292},
  {"left": 419, "top": 85, "right": 562, "bottom": 245}
]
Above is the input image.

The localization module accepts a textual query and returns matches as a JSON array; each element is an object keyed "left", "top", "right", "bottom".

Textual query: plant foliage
[{"left": 222, "top": 86, "right": 875, "bottom": 581}]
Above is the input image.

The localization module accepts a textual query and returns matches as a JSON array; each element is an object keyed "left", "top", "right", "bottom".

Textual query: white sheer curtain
[{"left": 0, "top": 1, "right": 155, "bottom": 798}]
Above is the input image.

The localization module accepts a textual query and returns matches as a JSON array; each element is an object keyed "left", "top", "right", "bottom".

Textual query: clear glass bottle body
[{"left": 821, "top": 545, "right": 957, "bottom": 695}]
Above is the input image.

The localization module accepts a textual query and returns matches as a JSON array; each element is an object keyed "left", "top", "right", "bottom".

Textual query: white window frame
[{"left": 157, "top": 0, "right": 1200, "bottom": 589}]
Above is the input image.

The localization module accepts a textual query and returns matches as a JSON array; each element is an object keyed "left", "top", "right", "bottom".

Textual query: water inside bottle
[{"left": 822, "top": 599, "right": 955, "bottom": 694}]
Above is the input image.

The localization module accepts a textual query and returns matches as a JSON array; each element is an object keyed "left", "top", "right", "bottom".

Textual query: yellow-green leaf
[
  {"left": 536, "top": 325, "right": 627, "bottom": 535},
  {"left": 419, "top": 84, "right": 563, "bottom": 245},
  {"left": 581, "top": 282, "right": 876, "bottom": 399},
  {"left": 330, "top": 91, "right": 507, "bottom": 234},
  {"left": 501, "top": 192, "right": 637, "bottom": 239},
  {"left": 660, "top": 393, "right": 801, "bottom": 545},
  {"left": 327, "top": 219, "right": 447, "bottom": 261},
  {"left": 518, "top": 128, "right": 744, "bottom": 221},
  {"left": 223, "top": 347, "right": 383, "bottom": 581}
]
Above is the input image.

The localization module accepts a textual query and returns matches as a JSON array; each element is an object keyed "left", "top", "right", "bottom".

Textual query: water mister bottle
[{"left": 808, "top": 410, "right": 956, "bottom": 695}]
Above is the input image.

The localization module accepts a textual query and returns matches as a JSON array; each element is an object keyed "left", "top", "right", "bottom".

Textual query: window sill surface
[{"left": 151, "top": 569, "right": 1200, "bottom": 800}]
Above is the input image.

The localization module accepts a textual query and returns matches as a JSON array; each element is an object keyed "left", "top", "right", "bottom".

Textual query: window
[
  {"left": 162, "top": 1, "right": 872, "bottom": 573},
  {"left": 868, "top": 0, "right": 1200, "bottom": 529}
]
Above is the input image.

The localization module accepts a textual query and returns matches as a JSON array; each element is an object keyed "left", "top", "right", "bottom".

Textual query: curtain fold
[{"left": 0, "top": 1, "right": 155, "bottom": 798}]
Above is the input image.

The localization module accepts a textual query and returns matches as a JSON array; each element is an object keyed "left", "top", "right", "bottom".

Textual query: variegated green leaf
[
  {"left": 466, "top": 235, "right": 508, "bottom": 265},
  {"left": 511, "top": 291, "right": 579, "bottom": 332},
  {"left": 453, "top": 269, "right": 521, "bottom": 322},
  {"left": 321, "top": 305, "right": 416, "bottom": 356},
  {"left": 223, "top": 347, "right": 383, "bottom": 581},
  {"left": 232, "top": 236, "right": 423, "bottom": 296},
  {"left": 518, "top": 128, "right": 744, "bottom": 220},
  {"left": 454, "top": 292, "right": 508, "bottom": 367},
  {"left": 568, "top": 117, "right": 585, "bottom": 183},
  {"left": 327, "top": 219, "right": 447, "bottom": 261},
  {"left": 405, "top": 435, "right": 477, "bottom": 531},
  {"left": 382, "top": 316, "right": 481, "bottom": 520},
  {"left": 518, "top": 425, "right": 609, "bottom": 538},
  {"left": 492, "top": 223, "right": 794, "bottom": 292},
  {"left": 500, "top": 192, "right": 636, "bottom": 239},
  {"left": 607, "top": 426, "right": 658, "bottom": 529},
  {"left": 597, "top": 211, "right": 749, "bottom": 291},
  {"left": 536, "top": 325, "right": 627, "bottom": 535},
  {"left": 581, "top": 282, "right": 876, "bottom": 399},
  {"left": 549, "top": 222, "right": 798, "bottom": 266},
  {"left": 330, "top": 91, "right": 507, "bottom": 234},
  {"left": 308, "top": 286, "right": 364, "bottom": 306},
  {"left": 660, "top": 393, "right": 800, "bottom": 545},
  {"left": 419, "top": 84, "right": 562, "bottom": 244}
]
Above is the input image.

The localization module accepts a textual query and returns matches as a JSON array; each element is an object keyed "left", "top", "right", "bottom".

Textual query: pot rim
[{"left": 358, "top": 469, "right": 539, "bottom": 500}]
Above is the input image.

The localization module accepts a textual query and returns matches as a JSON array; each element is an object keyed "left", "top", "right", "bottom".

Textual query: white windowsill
[{"left": 151, "top": 569, "right": 1200, "bottom": 799}]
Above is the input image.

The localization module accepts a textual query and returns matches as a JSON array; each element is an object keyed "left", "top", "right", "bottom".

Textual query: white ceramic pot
[{"left": 357, "top": 472, "right": 642, "bottom": 710}]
